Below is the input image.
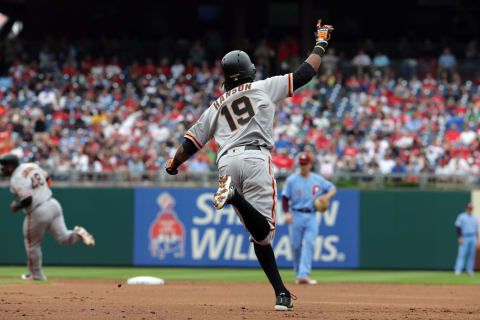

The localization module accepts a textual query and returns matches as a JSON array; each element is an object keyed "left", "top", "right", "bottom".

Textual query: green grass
[{"left": 0, "top": 266, "right": 478, "bottom": 285}]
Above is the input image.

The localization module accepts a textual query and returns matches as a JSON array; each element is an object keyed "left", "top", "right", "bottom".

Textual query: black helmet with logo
[
  {"left": 221, "top": 50, "right": 256, "bottom": 91},
  {"left": 0, "top": 153, "right": 19, "bottom": 176},
  {"left": 0, "top": 153, "right": 19, "bottom": 167}
]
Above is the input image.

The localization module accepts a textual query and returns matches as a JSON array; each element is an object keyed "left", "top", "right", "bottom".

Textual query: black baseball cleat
[
  {"left": 274, "top": 291, "right": 296, "bottom": 311},
  {"left": 213, "top": 175, "right": 235, "bottom": 209}
]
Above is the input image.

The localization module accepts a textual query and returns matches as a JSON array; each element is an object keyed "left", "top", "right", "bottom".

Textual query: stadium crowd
[{"left": 0, "top": 39, "right": 479, "bottom": 180}]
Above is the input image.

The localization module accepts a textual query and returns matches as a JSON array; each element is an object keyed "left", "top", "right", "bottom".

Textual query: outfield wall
[
  {"left": 0, "top": 188, "right": 134, "bottom": 266},
  {"left": 0, "top": 187, "right": 477, "bottom": 270}
]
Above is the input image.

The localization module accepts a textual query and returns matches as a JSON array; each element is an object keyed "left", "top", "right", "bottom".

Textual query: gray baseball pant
[
  {"left": 22, "top": 198, "right": 81, "bottom": 280},
  {"left": 218, "top": 147, "right": 277, "bottom": 245}
]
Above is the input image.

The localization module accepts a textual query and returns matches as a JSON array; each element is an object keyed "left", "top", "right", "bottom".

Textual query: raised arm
[{"left": 292, "top": 19, "right": 334, "bottom": 91}]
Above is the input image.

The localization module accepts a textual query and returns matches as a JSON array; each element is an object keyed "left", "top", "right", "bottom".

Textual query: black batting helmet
[
  {"left": 0, "top": 153, "right": 19, "bottom": 171},
  {"left": 221, "top": 50, "right": 256, "bottom": 90}
]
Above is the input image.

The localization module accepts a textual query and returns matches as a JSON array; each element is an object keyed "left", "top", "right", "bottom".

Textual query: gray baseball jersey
[
  {"left": 9, "top": 163, "right": 81, "bottom": 280},
  {"left": 10, "top": 163, "right": 52, "bottom": 212},
  {"left": 185, "top": 73, "right": 293, "bottom": 161}
]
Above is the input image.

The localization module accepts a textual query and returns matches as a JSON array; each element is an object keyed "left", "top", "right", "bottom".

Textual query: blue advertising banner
[{"left": 134, "top": 188, "right": 359, "bottom": 268}]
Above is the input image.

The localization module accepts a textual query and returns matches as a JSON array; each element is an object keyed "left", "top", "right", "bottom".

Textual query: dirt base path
[{"left": 0, "top": 279, "right": 479, "bottom": 319}]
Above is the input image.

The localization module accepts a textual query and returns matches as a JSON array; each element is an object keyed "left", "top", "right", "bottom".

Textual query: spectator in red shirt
[
  {"left": 343, "top": 144, "right": 359, "bottom": 158},
  {"left": 277, "top": 39, "right": 290, "bottom": 71},
  {"left": 342, "top": 134, "right": 359, "bottom": 158},
  {"left": 128, "top": 60, "right": 143, "bottom": 75},
  {"left": 272, "top": 148, "right": 294, "bottom": 171},
  {"left": 342, "top": 112, "right": 354, "bottom": 131},
  {"left": 184, "top": 60, "right": 195, "bottom": 76},
  {"left": 159, "top": 58, "right": 171, "bottom": 77},
  {"left": 143, "top": 57, "right": 156, "bottom": 75},
  {"left": 446, "top": 123, "right": 461, "bottom": 143},
  {"left": 315, "top": 131, "right": 331, "bottom": 150},
  {"left": 62, "top": 60, "right": 76, "bottom": 77}
]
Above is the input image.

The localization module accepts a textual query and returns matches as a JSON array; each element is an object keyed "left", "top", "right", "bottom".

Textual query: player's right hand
[
  {"left": 165, "top": 159, "right": 179, "bottom": 175},
  {"left": 10, "top": 201, "right": 19, "bottom": 213},
  {"left": 458, "top": 237, "right": 463, "bottom": 245},
  {"left": 284, "top": 212, "right": 294, "bottom": 224},
  {"left": 315, "top": 19, "right": 334, "bottom": 45}
]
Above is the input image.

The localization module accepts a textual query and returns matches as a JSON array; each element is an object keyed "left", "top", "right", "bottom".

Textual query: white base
[{"left": 127, "top": 276, "right": 165, "bottom": 285}]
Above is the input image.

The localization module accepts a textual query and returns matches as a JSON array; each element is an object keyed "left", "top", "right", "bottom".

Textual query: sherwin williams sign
[{"left": 134, "top": 188, "right": 359, "bottom": 268}]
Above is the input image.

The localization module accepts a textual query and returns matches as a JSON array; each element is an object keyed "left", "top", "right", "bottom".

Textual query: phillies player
[
  {"left": 0, "top": 153, "right": 95, "bottom": 281},
  {"left": 166, "top": 20, "right": 334, "bottom": 310},
  {"left": 282, "top": 153, "right": 336, "bottom": 284}
]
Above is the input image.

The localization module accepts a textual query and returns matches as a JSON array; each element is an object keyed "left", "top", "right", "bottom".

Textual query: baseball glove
[{"left": 314, "top": 197, "right": 329, "bottom": 213}]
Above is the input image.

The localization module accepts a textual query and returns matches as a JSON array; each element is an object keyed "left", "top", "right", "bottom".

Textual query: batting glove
[
  {"left": 165, "top": 159, "right": 179, "bottom": 175},
  {"left": 314, "top": 19, "right": 334, "bottom": 55}
]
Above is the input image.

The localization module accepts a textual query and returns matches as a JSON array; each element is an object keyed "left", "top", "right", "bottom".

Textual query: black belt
[
  {"left": 462, "top": 233, "right": 477, "bottom": 237},
  {"left": 227, "top": 145, "right": 262, "bottom": 155},
  {"left": 292, "top": 208, "right": 314, "bottom": 213}
]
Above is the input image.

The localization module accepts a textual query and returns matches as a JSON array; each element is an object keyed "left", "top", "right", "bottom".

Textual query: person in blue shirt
[
  {"left": 454, "top": 203, "right": 479, "bottom": 276},
  {"left": 282, "top": 153, "right": 336, "bottom": 284},
  {"left": 438, "top": 47, "right": 456, "bottom": 73},
  {"left": 390, "top": 158, "right": 406, "bottom": 174}
]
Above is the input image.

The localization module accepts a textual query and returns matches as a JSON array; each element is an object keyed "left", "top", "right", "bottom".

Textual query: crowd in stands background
[{"left": 0, "top": 37, "right": 479, "bottom": 180}]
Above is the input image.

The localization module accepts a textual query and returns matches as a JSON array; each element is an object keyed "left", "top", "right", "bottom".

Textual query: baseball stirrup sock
[
  {"left": 230, "top": 191, "right": 270, "bottom": 242},
  {"left": 254, "top": 243, "right": 287, "bottom": 296}
]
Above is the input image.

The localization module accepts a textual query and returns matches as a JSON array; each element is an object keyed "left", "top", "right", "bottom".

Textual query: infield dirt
[{"left": 0, "top": 279, "right": 479, "bottom": 319}]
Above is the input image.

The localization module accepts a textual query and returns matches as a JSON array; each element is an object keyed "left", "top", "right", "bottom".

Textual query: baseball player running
[
  {"left": 282, "top": 153, "right": 336, "bottom": 285},
  {"left": 166, "top": 20, "right": 334, "bottom": 310},
  {"left": 0, "top": 153, "right": 95, "bottom": 281}
]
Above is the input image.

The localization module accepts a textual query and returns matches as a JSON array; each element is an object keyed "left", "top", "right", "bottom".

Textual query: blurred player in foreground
[
  {"left": 454, "top": 203, "right": 478, "bottom": 276},
  {"left": 0, "top": 153, "right": 95, "bottom": 281},
  {"left": 166, "top": 20, "right": 334, "bottom": 310},
  {"left": 282, "top": 153, "right": 336, "bottom": 284}
]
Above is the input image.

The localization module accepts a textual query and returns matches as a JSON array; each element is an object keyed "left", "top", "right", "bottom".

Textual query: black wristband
[
  {"left": 313, "top": 42, "right": 327, "bottom": 57},
  {"left": 172, "top": 158, "right": 182, "bottom": 168}
]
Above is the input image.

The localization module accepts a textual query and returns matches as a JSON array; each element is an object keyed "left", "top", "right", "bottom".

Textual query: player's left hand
[
  {"left": 10, "top": 201, "right": 19, "bottom": 213},
  {"left": 165, "top": 159, "right": 179, "bottom": 175},
  {"left": 315, "top": 19, "right": 334, "bottom": 45}
]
